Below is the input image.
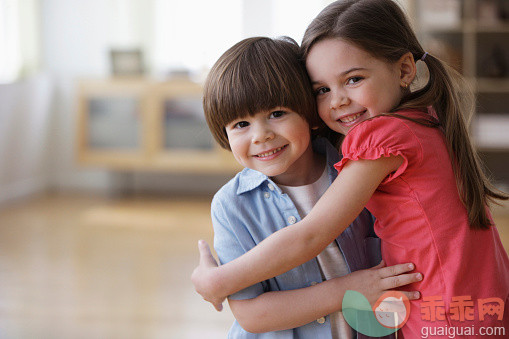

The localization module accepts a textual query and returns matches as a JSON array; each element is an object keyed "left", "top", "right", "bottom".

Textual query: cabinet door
[
  {"left": 163, "top": 96, "right": 213, "bottom": 150},
  {"left": 87, "top": 96, "right": 142, "bottom": 150}
]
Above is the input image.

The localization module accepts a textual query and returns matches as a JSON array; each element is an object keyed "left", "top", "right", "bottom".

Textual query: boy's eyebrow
[{"left": 311, "top": 67, "right": 367, "bottom": 85}]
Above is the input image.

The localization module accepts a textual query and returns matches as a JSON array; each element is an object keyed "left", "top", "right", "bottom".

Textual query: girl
[{"left": 192, "top": 0, "right": 509, "bottom": 336}]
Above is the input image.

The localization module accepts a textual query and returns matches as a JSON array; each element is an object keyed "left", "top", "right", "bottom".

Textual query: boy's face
[{"left": 225, "top": 108, "right": 314, "bottom": 186}]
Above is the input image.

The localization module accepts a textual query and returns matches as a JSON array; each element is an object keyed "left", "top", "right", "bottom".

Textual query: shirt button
[
  {"left": 264, "top": 192, "right": 270, "bottom": 199},
  {"left": 268, "top": 183, "right": 275, "bottom": 191},
  {"left": 287, "top": 216, "right": 297, "bottom": 224},
  {"left": 317, "top": 317, "right": 325, "bottom": 324}
]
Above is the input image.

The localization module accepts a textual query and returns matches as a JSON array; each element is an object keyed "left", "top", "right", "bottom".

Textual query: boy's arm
[
  {"left": 192, "top": 156, "right": 403, "bottom": 309},
  {"left": 230, "top": 261, "right": 421, "bottom": 333}
]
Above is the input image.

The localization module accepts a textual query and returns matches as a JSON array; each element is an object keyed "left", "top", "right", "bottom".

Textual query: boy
[{"left": 196, "top": 36, "right": 420, "bottom": 337}]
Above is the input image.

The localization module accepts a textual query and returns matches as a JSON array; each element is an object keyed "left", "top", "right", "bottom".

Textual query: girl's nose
[
  {"left": 251, "top": 123, "right": 275, "bottom": 144},
  {"left": 330, "top": 90, "right": 349, "bottom": 110}
]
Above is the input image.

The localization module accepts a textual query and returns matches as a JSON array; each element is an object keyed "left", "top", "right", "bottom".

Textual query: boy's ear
[{"left": 398, "top": 52, "right": 417, "bottom": 86}]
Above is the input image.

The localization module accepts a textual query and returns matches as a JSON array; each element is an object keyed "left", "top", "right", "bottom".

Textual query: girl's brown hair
[
  {"left": 301, "top": 0, "right": 507, "bottom": 229},
  {"left": 203, "top": 36, "right": 320, "bottom": 150}
]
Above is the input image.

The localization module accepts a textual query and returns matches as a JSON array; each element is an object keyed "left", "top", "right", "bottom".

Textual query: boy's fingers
[
  {"left": 214, "top": 302, "right": 223, "bottom": 312},
  {"left": 379, "top": 262, "right": 415, "bottom": 279},
  {"left": 197, "top": 240, "right": 218, "bottom": 267}
]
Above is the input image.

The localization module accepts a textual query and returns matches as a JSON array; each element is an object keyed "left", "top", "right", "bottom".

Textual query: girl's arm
[
  {"left": 192, "top": 156, "right": 403, "bottom": 309},
  {"left": 229, "top": 260, "right": 421, "bottom": 333}
]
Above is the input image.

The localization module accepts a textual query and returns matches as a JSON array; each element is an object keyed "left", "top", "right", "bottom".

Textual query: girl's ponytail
[{"left": 402, "top": 54, "right": 508, "bottom": 230}]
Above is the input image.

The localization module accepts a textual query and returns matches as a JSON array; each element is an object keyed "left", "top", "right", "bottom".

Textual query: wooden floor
[
  {"left": 0, "top": 193, "right": 508, "bottom": 339},
  {"left": 0, "top": 193, "right": 235, "bottom": 339}
]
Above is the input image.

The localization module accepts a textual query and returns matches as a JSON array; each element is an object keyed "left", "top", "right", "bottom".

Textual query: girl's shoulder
[
  {"left": 348, "top": 109, "right": 430, "bottom": 136},
  {"left": 342, "top": 110, "right": 428, "bottom": 158}
]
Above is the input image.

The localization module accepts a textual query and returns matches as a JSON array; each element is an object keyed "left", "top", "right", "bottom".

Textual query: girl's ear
[{"left": 398, "top": 52, "right": 417, "bottom": 87}]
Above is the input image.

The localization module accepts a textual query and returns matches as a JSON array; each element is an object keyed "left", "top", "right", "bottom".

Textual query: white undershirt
[{"left": 278, "top": 166, "right": 353, "bottom": 339}]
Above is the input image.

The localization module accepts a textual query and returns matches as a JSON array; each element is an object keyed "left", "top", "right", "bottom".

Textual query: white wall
[
  {"left": 0, "top": 74, "right": 53, "bottom": 203},
  {"left": 41, "top": 0, "right": 114, "bottom": 193},
  {"left": 0, "top": 0, "right": 335, "bottom": 204}
]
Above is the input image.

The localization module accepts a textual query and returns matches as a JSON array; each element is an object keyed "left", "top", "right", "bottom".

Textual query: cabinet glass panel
[
  {"left": 164, "top": 97, "right": 213, "bottom": 150},
  {"left": 475, "top": 0, "right": 509, "bottom": 27},
  {"left": 477, "top": 93, "right": 509, "bottom": 114},
  {"left": 417, "top": 0, "right": 463, "bottom": 29},
  {"left": 87, "top": 97, "right": 141, "bottom": 149},
  {"left": 476, "top": 32, "right": 509, "bottom": 78}
]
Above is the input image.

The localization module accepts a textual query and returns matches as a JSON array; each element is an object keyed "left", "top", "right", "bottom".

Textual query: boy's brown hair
[{"left": 203, "top": 36, "right": 320, "bottom": 150}]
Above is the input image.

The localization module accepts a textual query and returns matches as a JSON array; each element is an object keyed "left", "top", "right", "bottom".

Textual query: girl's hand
[
  {"left": 345, "top": 260, "right": 422, "bottom": 307},
  {"left": 191, "top": 240, "right": 226, "bottom": 311}
]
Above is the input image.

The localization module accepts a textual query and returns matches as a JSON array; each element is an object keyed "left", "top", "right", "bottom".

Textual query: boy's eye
[
  {"left": 270, "top": 110, "right": 286, "bottom": 118},
  {"left": 315, "top": 87, "right": 330, "bottom": 95},
  {"left": 346, "top": 76, "right": 363, "bottom": 85},
  {"left": 233, "top": 121, "right": 249, "bottom": 129}
]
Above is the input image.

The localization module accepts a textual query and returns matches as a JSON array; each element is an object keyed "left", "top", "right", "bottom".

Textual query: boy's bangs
[{"left": 220, "top": 51, "right": 303, "bottom": 126}]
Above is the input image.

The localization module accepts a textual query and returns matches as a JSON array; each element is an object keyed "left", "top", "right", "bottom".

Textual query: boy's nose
[{"left": 251, "top": 124, "right": 275, "bottom": 144}]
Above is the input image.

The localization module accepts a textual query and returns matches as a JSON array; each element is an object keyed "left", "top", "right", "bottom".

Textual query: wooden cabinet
[
  {"left": 404, "top": 0, "right": 509, "bottom": 187},
  {"left": 76, "top": 78, "right": 241, "bottom": 174},
  {"left": 405, "top": 0, "right": 509, "bottom": 151}
]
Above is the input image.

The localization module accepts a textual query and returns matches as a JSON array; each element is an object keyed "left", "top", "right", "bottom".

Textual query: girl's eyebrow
[
  {"left": 311, "top": 67, "right": 367, "bottom": 85},
  {"left": 341, "top": 67, "right": 366, "bottom": 76}
]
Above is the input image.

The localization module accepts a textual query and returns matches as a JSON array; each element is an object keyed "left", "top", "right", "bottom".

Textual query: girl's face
[
  {"left": 225, "top": 108, "right": 315, "bottom": 186},
  {"left": 306, "top": 38, "right": 411, "bottom": 135}
]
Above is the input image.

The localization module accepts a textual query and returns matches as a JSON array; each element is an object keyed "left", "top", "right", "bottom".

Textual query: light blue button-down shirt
[{"left": 212, "top": 138, "right": 381, "bottom": 338}]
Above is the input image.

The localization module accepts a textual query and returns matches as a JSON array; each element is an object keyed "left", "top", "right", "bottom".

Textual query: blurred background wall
[
  {"left": 0, "top": 0, "right": 336, "bottom": 203},
  {"left": 0, "top": 0, "right": 508, "bottom": 338}
]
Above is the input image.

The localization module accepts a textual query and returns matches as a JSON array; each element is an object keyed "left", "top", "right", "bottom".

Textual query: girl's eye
[
  {"left": 270, "top": 110, "right": 286, "bottom": 119},
  {"left": 233, "top": 121, "right": 249, "bottom": 129},
  {"left": 315, "top": 87, "right": 330, "bottom": 95},
  {"left": 346, "top": 76, "right": 363, "bottom": 85}
]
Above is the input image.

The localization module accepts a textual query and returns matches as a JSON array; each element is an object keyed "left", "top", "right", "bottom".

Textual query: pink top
[{"left": 335, "top": 111, "right": 509, "bottom": 337}]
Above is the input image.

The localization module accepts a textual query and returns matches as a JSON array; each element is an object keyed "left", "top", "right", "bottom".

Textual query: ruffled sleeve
[{"left": 334, "top": 114, "right": 424, "bottom": 185}]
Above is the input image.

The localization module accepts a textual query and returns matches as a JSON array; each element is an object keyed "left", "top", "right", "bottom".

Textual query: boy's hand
[
  {"left": 191, "top": 240, "right": 225, "bottom": 311},
  {"left": 346, "top": 260, "right": 422, "bottom": 307}
]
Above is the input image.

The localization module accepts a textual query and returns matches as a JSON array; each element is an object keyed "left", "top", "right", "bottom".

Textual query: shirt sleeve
[
  {"left": 211, "top": 194, "right": 267, "bottom": 300},
  {"left": 334, "top": 115, "right": 423, "bottom": 185}
]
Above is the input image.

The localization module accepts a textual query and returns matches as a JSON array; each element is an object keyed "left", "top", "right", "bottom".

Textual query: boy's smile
[
  {"left": 225, "top": 108, "right": 319, "bottom": 186},
  {"left": 254, "top": 145, "right": 288, "bottom": 160}
]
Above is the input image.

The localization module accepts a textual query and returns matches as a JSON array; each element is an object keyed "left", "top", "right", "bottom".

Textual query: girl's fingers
[
  {"left": 378, "top": 262, "right": 415, "bottom": 279},
  {"left": 382, "top": 272, "right": 423, "bottom": 290},
  {"left": 399, "top": 291, "right": 420, "bottom": 301}
]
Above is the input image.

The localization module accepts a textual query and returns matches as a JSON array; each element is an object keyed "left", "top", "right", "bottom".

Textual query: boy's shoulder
[{"left": 213, "top": 167, "right": 267, "bottom": 203}]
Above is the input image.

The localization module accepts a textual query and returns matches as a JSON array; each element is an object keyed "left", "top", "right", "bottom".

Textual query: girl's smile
[
  {"left": 306, "top": 38, "right": 413, "bottom": 135},
  {"left": 337, "top": 109, "right": 368, "bottom": 125}
]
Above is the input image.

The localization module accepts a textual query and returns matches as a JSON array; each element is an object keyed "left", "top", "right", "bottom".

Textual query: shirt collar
[{"left": 236, "top": 137, "right": 339, "bottom": 195}]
